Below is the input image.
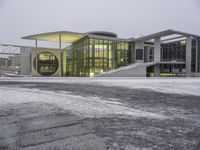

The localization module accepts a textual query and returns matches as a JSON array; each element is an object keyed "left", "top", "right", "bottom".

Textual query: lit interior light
[
  {"left": 89, "top": 72, "right": 95, "bottom": 77},
  {"left": 180, "top": 40, "right": 186, "bottom": 45}
]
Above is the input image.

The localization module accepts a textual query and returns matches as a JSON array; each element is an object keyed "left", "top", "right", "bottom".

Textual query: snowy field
[
  {"left": 0, "top": 77, "right": 200, "bottom": 149},
  {"left": 1, "top": 77, "right": 200, "bottom": 96}
]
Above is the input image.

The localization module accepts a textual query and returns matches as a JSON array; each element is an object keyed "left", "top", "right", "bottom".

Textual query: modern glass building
[
  {"left": 63, "top": 33, "right": 129, "bottom": 77},
  {"left": 22, "top": 31, "right": 131, "bottom": 77},
  {"left": 20, "top": 29, "right": 200, "bottom": 77}
]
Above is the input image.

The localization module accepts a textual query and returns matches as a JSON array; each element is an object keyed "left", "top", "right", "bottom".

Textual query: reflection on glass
[
  {"left": 34, "top": 52, "right": 58, "bottom": 76},
  {"left": 65, "top": 37, "right": 129, "bottom": 77}
]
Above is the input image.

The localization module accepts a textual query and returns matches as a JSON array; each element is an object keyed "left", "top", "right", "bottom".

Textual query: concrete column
[
  {"left": 35, "top": 40, "right": 38, "bottom": 76},
  {"left": 196, "top": 38, "right": 198, "bottom": 72},
  {"left": 20, "top": 47, "right": 31, "bottom": 75},
  {"left": 130, "top": 42, "right": 135, "bottom": 63},
  {"left": 135, "top": 41, "right": 144, "bottom": 63},
  {"left": 146, "top": 47, "right": 150, "bottom": 62},
  {"left": 31, "top": 48, "right": 37, "bottom": 77},
  {"left": 5, "top": 59, "right": 8, "bottom": 69},
  {"left": 154, "top": 37, "right": 161, "bottom": 62},
  {"left": 154, "top": 64, "right": 160, "bottom": 77},
  {"left": 59, "top": 35, "right": 62, "bottom": 77},
  {"left": 198, "top": 38, "right": 200, "bottom": 73},
  {"left": 186, "top": 36, "right": 192, "bottom": 77}
]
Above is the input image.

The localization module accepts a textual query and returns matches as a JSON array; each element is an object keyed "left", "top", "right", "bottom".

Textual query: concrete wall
[
  {"left": 20, "top": 47, "right": 32, "bottom": 75},
  {"left": 100, "top": 66, "right": 146, "bottom": 77},
  {"left": 154, "top": 64, "right": 160, "bottom": 77},
  {"left": 31, "top": 48, "right": 61, "bottom": 77},
  {"left": 191, "top": 72, "right": 200, "bottom": 77}
]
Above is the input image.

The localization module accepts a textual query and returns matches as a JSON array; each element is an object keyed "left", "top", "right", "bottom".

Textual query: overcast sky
[{"left": 0, "top": 0, "right": 200, "bottom": 46}]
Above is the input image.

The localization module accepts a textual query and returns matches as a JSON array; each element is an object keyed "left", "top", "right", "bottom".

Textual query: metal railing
[{"left": 161, "top": 58, "right": 185, "bottom": 62}]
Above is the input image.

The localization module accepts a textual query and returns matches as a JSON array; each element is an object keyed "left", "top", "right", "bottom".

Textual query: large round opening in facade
[{"left": 33, "top": 52, "right": 59, "bottom": 76}]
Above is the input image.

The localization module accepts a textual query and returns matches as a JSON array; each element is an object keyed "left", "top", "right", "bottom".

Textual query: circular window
[{"left": 33, "top": 52, "right": 59, "bottom": 76}]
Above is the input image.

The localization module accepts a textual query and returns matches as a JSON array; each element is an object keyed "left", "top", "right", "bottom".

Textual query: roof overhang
[
  {"left": 22, "top": 31, "right": 87, "bottom": 43},
  {"left": 133, "top": 29, "right": 200, "bottom": 41}
]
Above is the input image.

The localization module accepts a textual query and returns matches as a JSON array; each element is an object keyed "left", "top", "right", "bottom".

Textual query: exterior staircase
[{"left": 97, "top": 62, "right": 158, "bottom": 77}]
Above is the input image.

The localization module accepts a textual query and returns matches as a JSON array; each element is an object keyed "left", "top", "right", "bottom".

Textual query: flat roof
[
  {"left": 22, "top": 31, "right": 129, "bottom": 43},
  {"left": 87, "top": 34, "right": 128, "bottom": 42},
  {"left": 22, "top": 31, "right": 87, "bottom": 43},
  {"left": 130, "top": 29, "right": 200, "bottom": 41},
  {"left": 22, "top": 29, "right": 200, "bottom": 43},
  {"left": 86, "top": 31, "right": 118, "bottom": 38}
]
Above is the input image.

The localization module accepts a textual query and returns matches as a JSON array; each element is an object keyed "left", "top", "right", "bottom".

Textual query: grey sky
[{"left": 0, "top": 0, "right": 200, "bottom": 46}]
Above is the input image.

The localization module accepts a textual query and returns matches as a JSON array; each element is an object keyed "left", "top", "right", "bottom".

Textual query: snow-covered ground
[
  {"left": 0, "top": 86, "right": 168, "bottom": 120},
  {"left": 1, "top": 77, "right": 200, "bottom": 96},
  {"left": 0, "top": 77, "right": 199, "bottom": 122},
  {"left": 0, "top": 77, "right": 200, "bottom": 149}
]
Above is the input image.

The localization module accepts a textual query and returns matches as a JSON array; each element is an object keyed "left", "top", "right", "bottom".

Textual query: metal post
[
  {"left": 59, "top": 35, "right": 61, "bottom": 51},
  {"left": 196, "top": 38, "right": 198, "bottom": 72}
]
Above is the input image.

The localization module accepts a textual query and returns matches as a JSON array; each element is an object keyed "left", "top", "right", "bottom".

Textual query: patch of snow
[
  {"left": 100, "top": 63, "right": 142, "bottom": 75},
  {"left": 0, "top": 87, "right": 168, "bottom": 120},
  {"left": 1, "top": 77, "right": 200, "bottom": 96}
]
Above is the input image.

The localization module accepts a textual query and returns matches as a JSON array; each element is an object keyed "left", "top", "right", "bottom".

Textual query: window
[
  {"left": 136, "top": 49, "right": 143, "bottom": 60},
  {"left": 34, "top": 52, "right": 58, "bottom": 76}
]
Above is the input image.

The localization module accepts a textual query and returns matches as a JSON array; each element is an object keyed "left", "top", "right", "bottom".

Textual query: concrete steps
[{"left": 98, "top": 62, "right": 158, "bottom": 77}]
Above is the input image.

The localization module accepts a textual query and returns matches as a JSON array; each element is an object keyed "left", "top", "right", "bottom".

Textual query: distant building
[
  {"left": 0, "top": 45, "right": 22, "bottom": 75},
  {"left": 0, "top": 55, "right": 21, "bottom": 75},
  {"left": 18, "top": 29, "right": 200, "bottom": 77},
  {"left": 0, "top": 57, "right": 8, "bottom": 67}
]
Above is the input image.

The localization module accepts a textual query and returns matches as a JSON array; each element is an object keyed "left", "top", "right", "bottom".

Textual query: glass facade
[
  {"left": 161, "top": 41, "right": 186, "bottom": 62},
  {"left": 136, "top": 49, "right": 143, "bottom": 60},
  {"left": 160, "top": 64, "right": 185, "bottom": 73},
  {"left": 191, "top": 39, "right": 197, "bottom": 72},
  {"left": 144, "top": 43, "right": 154, "bottom": 62},
  {"left": 144, "top": 41, "right": 186, "bottom": 63},
  {"left": 64, "top": 37, "right": 129, "bottom": 77},
  {"left": 190, "top": 38, "right": 200, "bottom": 73},
  {"left": 144, "top": 41, "right": 187, "bottom": 77}
]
